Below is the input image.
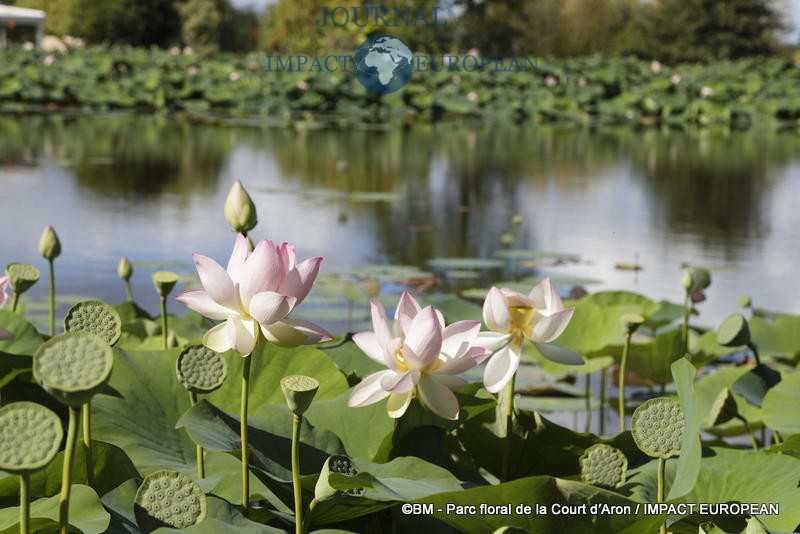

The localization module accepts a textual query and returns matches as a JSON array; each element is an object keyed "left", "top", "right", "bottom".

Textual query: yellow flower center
[{"left": 393, "top": 345, "right": 410, "bottom": 373}]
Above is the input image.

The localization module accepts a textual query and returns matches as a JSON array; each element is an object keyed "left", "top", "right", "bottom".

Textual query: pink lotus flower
[
  {"left": 348, "top": 292, "right": 491, "bottom": 420},
  {"left": 176, "top": 234, "right": 332, "bottom": 355},
  {"left": 0, "top": 275, "right": 12, "bottom": 340},
  {"left": 481, "top": 277, "right": 582, "bottom": 393}
]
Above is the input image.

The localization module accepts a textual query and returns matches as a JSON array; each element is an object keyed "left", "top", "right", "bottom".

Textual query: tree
[{"left": 68, "top": 0, "right": 181, "bottom": 47}]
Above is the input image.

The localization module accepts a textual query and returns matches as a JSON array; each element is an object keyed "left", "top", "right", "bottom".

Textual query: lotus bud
[
  {"left": 511, "top": 215, "right": 523, "bottom": 225},
  {"left": 224, "top": 180, "right": 257, "bottom": 234},
  {"left": 621, "top": 313, "right": 644, "bottom": 335},
  {"left": 500, "top": 232, "right": 514, "bottom": 246},
  {"left": 361, "top": 279, "right": 380, "bottom": 299},
  {"left": 152, "top": 271, "right": 179, "bottom": 297},
  {"left": 39, "top": 225, "right": 61, "bottom": 260},
  {"left": 681, "top": 271, "right": 692, "bottom": 290},
  {"left": 6, "top": 262, "right": 40, "bottom": 295},
  {"left": 683, "top": 267, "right": 711, "bottom": 290},
  {"left": 314, "top": 455, "right": 364, "bottom": 503},
  {"left": 738, "top": 294, "right": 751, "bottom": 308},
  {"left": 280, "top": 375, "right": 319, "bottom": 416},
  {"left": 716, "top": 313, "right": 750, "bottom": 347},
  {"left": 118, "top": 257, "right": 133, "bottom": 281}
]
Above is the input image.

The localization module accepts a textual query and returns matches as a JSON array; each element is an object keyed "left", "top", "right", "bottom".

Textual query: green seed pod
[
  {"left": 361, "top": 279, "right": 380, "bottom": 299},
  {"left": 134, "top": 470, "right": 207, "bottom": 532},
  {"left": 118, "top": 257, "right": 133, "bottom": 281},
  {"left": 686, "top": 267, "right": 711, "bottom": 290},
  {"left": 314, "top": 455, "right": 365, "bottom": 503},
  {"left": 621, "top": 313, "right": 645, "bottom": 335},
  {"left": 33, "top": 332, "right": 114, "bottom": 407},
  {"left": 511, "top": 215, "right": 523, "bottom": 225},
  {"left": 280, "top": 375, "right": 319, "bottom": 416},
  {"left": 64, "top": 300, "right": 122, "bottom": 346},
  {"left": 716, "top": 313, "right": 750, "bottom": 347},
  {"left": 707, "top": 388, "right": 739, "bottom": 427},
  {"left": 224, "top": 179, "right": 257, "bottom": 234},
  {"left": 737, "top": 294, "right": 751, "bottom": 308},
  {"left": 39, "top": 225, "right": 61, "bottom": 260},
  {"left": 579, "top": 443, "right": 628, "bottom": 489},
  {"left": 0, "top": 402, "right": 63, "bottom": 474},
  {"left": 152, "top": 271, "right": 179, "bottom": 297},
  {"left": 500, "top": 232, "right": 515, "bottom": 246},
  {"left": 631, "top": 397, "right": 684, "bottom": 459},
  {"left": 176, "top": 344, "right": 228, "bottom": 394},
  {"left": 5, "top": 262, "right": 40, "bottom": 294}
]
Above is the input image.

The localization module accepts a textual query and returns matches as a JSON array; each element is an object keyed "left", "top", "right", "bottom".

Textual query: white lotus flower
[
  {"left": 348, "top": 292, "right": 491, "bottom": 420},
  {"left": 481, "top": 277, "right": 582, "bottom": 393}
]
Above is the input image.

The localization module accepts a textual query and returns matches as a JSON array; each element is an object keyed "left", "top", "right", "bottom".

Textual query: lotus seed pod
[
  {"left": 281, "top": 375, "right": 319, "bottom": 415},
  {"left": 0, "top": 402, "right": 63, "bottom": 474},
  {"left": 39, "top": 225, "right": 61, "bottom": 260},
  {"left": 500, "top": 232, "right": 514, "bottom": 246},
  {"left": 716, "top": 313, "right": 750, "bottom": 347},
  {"left": 64, "top": 300, "right": 122, "bottom": 346},
  {"left": 737, "top": 294, "right": 751, "bottom": 308},
  {"left": 118, "top": 256, "right": 133, "bottom": 281},
  {"left": 630, "top": 397, "right": 684, "bottom": 459},
  {"left": 33, "top": 332, "right": 114, "bottom": 407},
  {"left": 511, "top": 214, "right": 523, "bottom": 225},
  {"left": 314, "top": 455, "right": 365, "bottom": 503},
  {"left": 176, "top": 344, "right": 228, "bottom": 394},
  {"left": 134, "top": 470, "right": 207, "bottom": 532},
  {"left": 224, "top": 179, "right": 257, "bottom": 234},
  {"left": 5, "top": 262, "right": 40, "bottom": 295},
  {"left": 361, "top": 279, "right": 380, "bottom": 299},
  {"left": 152, "top": 271, "right": 179, "bottom": 297},
  {"left": 579, "top": 443, "right": 628, "bottom": 489},
  {"left": 707, "top": 388, "right": 739, "bottom": 427},
  {"left": 687, "top": 267, "right": 711, "bottom": 290},
  {"left": 621, "top": 313, "right": 645, "bottom": 335}
]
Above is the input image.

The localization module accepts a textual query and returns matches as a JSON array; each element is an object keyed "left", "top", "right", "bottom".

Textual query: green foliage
[{"left": 68, "top": 0, "right": 182, "bottom": 47}]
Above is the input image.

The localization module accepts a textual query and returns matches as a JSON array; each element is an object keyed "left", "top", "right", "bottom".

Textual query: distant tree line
[{"left": 9, "top": 0, "right": 789, "bottom": 62}]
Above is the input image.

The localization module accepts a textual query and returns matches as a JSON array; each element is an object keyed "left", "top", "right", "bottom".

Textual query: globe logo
[{"left": 353, "top": 35, "right": 414, "bottom": 94}]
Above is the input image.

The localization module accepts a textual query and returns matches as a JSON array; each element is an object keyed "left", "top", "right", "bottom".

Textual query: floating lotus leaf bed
[
  {"left": 631, "top": 397, "right": 684, "bottom": 459},
  {"left": 33, "top": 332, "right": 114, "bottom": 407},
  {"left": 176, "top": 344, "right": 228, "bottom": 394},
  {"left": 6, "top": 262, "right": 40, "bottom": 294},
  {"left": 579, "top": 443, "right": 628, "bottom": 489},
  {"left": 0, "top": 402, "right": 63, "bottom": 474},
  {"left": 134, "top": 470, "right": 207, "bottom": 532},
  {"left": 428, "top": 257, "right": 506, "bottom": 270},
  {"left": 64, "top": 299, "right": 122, "bottom": 346}
]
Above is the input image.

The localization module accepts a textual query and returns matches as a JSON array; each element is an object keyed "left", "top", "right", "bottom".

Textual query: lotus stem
[
  {"left": 11, "top": 293, "right": 19, "bottom": 313},
  {"left": 599, "top": 368, "right": 607, "bottom": 436},
  {"left": 681, "top": 289, "right": 689, "bottom": 351},
  {"left": 657, "top": 457, "right": 666, "bottom": 534},
  {"left": 48, "top": 259, "right": 55, "bottom": 337},
  {"left": 500, "top": 372, "right": 516, "bottom": 482},
  {"left": 160, "top": 296, "right": 168, "bottom": 350},
  {"left": 292, "top": 413, "right": 303, "bottom": 534},
  {"left": 746, "top": 341, "right": 761, "bottom": 366},
  {"left": 619, "top": 332, "right": 631, "bottom": 433},
  {"left": 82, "top": 403, "right": 95, "bottom": 488},
  {"left": 241, "top": 354, "right": 252, "bottom": 515},
  {"left": 20, "top": 473, "right": 30, "bottom": 534},
  {"left": 190, "top": 391, "right": 205, "bottom": 478},
  {"left": 584, "top": 372, "right": 591, "bottom": 433},
  {"left": 60, "top": 406, "right": 79, "bottom": 534},
  {"left": 124, "top": 279, "right": 132, "bottom": 302},
  {"left": 737, "top": 416, "right": 758, "bottom": 451},
  {"left": 302, "top": 498, "right": 318, "bottom": 534},
  {"left": 346, "top": 300, "right": 353, "bottom": 333}
]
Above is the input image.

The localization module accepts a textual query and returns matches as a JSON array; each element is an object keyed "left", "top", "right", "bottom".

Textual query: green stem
[
  {"left": 301, "top": 498, "right": 318, "bottom": 534},
  {"left": 292, "top": 414, "right": 303, "bottom": 534},
  {"left": 190, "top": 391, "right": 204, "bottom": 478},
  {"left": 681, "top": 290, "right": 689, "bottom": 352},
  {"left": 11, "top": 293, "right": 19, "bottom": 313},
  {"left": 657, "top": 457, "right": 666, "bottom": 534},
  {"left": 48, "top": 259, "right": 55, "bottom": 337},
  {"left": 584, "top": 372, "right": 591, "bottom": 433},
  {"left": 241, "top": 354, "right": 252, "bottom": 515},
  {"left": 738, "top": 416, "right": 758, "bottom": 451},
  {"left": 82, "top": 403, "right": 95, "bottom": 489},
  {"left": 747, "top": 342, "right": 761, "bottom": 366},
  {"left": 124, "top": 279, "right": 132, "bottom": 303},
  {"left": 346, "top": 300, "right": 353, "bottom": 333},
  {"left": 60, "top": 406, "right": 78, "bottom": 534},
  {"left": 160, "top": 296, "right": 168, "bottom": 350},
  {"left": 500, "top": 372, "right": 516, "bottom": 482},
  {"left": 20, "top": 473, "right": 30, "bottom": 534},
  {"left": 599, "top": 367, "right": 607, "bottom": 436},
  {"left": 619, "top": 332, "right": 631, "bottom": 433}
]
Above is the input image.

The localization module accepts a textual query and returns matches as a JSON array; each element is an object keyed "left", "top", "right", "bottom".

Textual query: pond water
[{"left": 1, "top": 114, "right": 800, "bottom": 333}]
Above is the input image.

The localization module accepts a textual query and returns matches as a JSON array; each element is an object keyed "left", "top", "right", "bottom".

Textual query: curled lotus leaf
[
  {"left": 579, "top": 443, "right": 628, "bottom": 489},
  {"left": 631, "top": 397, "right": 684, "bottom": 459},
  {"left": 134, "top": 469, "right": 207, "bottom": 532},
  {"left": 707, "top": 388, "right": 739, "bottom": 427},
  {"left": 0, "top": 401, "right": 63, "bottom": 474},
  {"left": 716, "top": 313, "right": 750, "bottom": 347},
  {"left": 175, "top": 344, "right": 228, "bottom": 394},
  {"left": 33, "top": 332, "right": 114, "bottom": 407},
  {"left": 64, "top": 299, "right": 122, "bottom": 346},
  {"left": 5, "top": 262, "right": 40, "bottom": 294}
]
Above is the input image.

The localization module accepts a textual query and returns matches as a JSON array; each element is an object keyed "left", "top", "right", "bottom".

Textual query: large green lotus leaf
[
  {"left": 602, "top": 330, "right": 695, "bottom": 385},
  {"left": 0, "top": 309, "right": 43, "bottom": 355},
  {"left": 667, "top": 358, "right": 701, "bottom": 500},
  {"left": 696, "top": 366, "right": 763, "bottom": 436},
  {"left": 416, "top": 294, "right": 481, "bottom": 323},
  {"left": 749, "top": 315, "right": 800, "bottom": 364},
  {"left": 0, "top": 484, "right": 110, "bottom": 534},
  {"left": 689, "top": 330, "right": 744, "bottom": 361},
  {"left": 626, "top": 447, "right": 800, "bottom": 532},
  {"left": 411, "top": 476, "right": 665, "bottom": 534},
  {"left": 113, "top": 301, "right": 153, "bottom": 321},
  {"left": 765, "top": 434, "right": 800, "bottom": 459},
  {"left": 645, "top": 300, "right": 685, "bottom": 330},
  {"left": 320, "top": 340, "right": 385, "bottom": 381},
  {"left": 762, "top": 370, "right": 800, "bottom": 435},
  {"left": 208, "top": 343, "right": 349, "bottom": 414},
  {"left": 0, "top": 441, "right": 138, "bottom": 498}
]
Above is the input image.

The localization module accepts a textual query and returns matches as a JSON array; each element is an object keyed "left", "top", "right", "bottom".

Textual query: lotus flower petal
[
  {"left": 228, "top": 316, "right": 256, "bottom": 355},
  {"left": 474, "top": 331, "right": 511, "bottom": 352},
  {"left": 435, "top": 345, "right": 491, "bottom": 375},
  {"left": 531, "top": 308, "right": 574, "bottom": 342},
  {"left": 353, "top": 331, "right": 395, "bottom": 370},
  {"left": 369, "top": 300, "right": 392, "bottom": 347},
  {"left": 483, "top": 343, "right": 522, "bottom": 394},
  {"left": 379, "top": 369, "right": 420, "bottom": 393},
  {"left": 483, "top": 287, "right": 511, "bottom": 333},
  {"left": 402, "top": 306, "right": 443, "bottom": 369},
  {"left": 417, "top": 374, "right": 460, "bottom": 420},
  {"left": 441, "top": 320, "right": 481, "bottom": 358},
  {"left": 226, "top": 233, "right": 250, "bottom": 278},
  {"left": 203, "top": 321, "right": 233, "bottom": 353},
  {"left": 192, "top": 254, "right": 236, "bottom": 309},
  {"left": 260, "top": 320, "right": 307, "bottom": 348},
  {"left": 529, "top": 276, "right": 563, "bottom": 314},
  {"left": 348, "top": 370, "right": 393, "bottom": 407},
  {"left": 533, "top": 342, "right": 584, "bottom": 365},
  {"left": 394, "top": 291, "right": 421, "bottom": 334},
  {"left": 238, "top": 239, "right": 284, "bottom": 305},
  {"left": 175, "top": 289, "right": 231, "bottom": 321},
  {"left": 386, "top": 391, "right": 413, "bottom": 418},
  {"left": 281, "top": 318, "right": 333, "bottom": 345},
  {"left": 249, "top": 291, "right": 296, "bottom": 325},
  {"left": 0, "top": 275, "right": 8, "bottom": 309},
  {"left": 279, "top": 257, "right": 322, "bottom": 305}
]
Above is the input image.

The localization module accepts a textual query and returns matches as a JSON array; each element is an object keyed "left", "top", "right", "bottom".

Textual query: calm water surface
[{"left": 1, "top": 114, "right": 799, "bottom": 331}]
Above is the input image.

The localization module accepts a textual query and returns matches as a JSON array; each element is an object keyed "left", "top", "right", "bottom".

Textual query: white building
[{"left": 0, "top": 4, "right": 46, "bottom": 48}]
